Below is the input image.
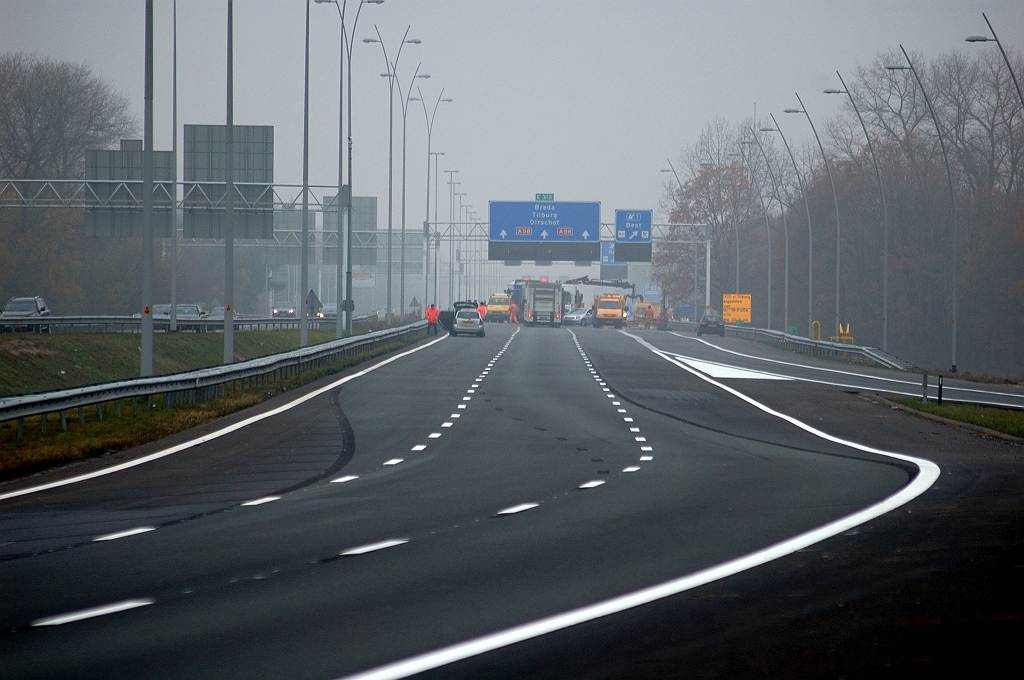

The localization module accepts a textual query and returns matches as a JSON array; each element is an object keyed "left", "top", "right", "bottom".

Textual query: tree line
[{"left": 656, "top": 47, "right": 1024, "bottom": 377}]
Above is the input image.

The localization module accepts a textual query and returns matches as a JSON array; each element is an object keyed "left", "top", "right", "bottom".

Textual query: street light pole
[
  {"left": 365, "top": 27, "right": 420, "bottom": 325},
  {"left": 826, "top": 72, "right": 890, "bottom": 350},
  {"left": 967, "top": 13, "right": 1024, "bottom": 111},
  {"left": 410, "top": 90, "right": 453, "bottom": 309},
  {"left": 745, "top": 128, "right": 790, "bottom": 333},
  {"left": 762, "top": 113, "right": 814, "bottom": 337},
  {"left": 430, "top": 151, "right": 443, "bottom": 304},
  {"left": 887, "top": 45, "right": 958, "bottom": 372},
  {"left": 299, "top": 0, "right": 311, "bottom": 347},
  {"left": 141, "top": 0, "right": 154, "bottom": 377},
  {"left": 734, "top": 145, "right": 771, "bottom": 329},
  {"left": 786, "top": 92, "right": 841, "bottom": 337},
  {"left": 315, "top": 0, "right": 383, "bottom": 337},
  {"left": 394, "top": 67, "right": 430, "bottom": 323}
]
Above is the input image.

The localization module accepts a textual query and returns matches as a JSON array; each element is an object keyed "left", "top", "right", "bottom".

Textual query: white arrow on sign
[
  {"left": 541, "top": 230, "right": 549, "bottom": 239},
  {"left": 582, "top": 231, "right": 590, "bottom": 240},
  {"left": 499, "top": 230, "right": 507, "bottom": 239}
]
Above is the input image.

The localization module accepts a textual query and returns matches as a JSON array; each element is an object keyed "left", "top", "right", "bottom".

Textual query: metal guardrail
[
  {"left": 1, "top": 320, "right": 427, "bottom": 440},
  {"left": 0, "top": 314, "right": 378, "bottom": 334},
  {"left": 667, "top": 321, "right": 915, "bottom": 371}
]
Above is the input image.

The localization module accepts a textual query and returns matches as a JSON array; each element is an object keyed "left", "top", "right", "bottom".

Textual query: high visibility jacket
[
  {"left": 477, "top": 304, "right": 487, "bottom": 319},
  {"left": 426, "top": 307, "right": 439, "bottom": 323}
]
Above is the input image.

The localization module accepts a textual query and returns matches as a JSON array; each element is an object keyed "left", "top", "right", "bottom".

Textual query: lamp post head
[
  {"left": 364, "top": 0, "right": 384, "bottom": 4},
  {"left": 441, "top": 98, "right": 453, "bottom": 102},
  {"left": 783, "top": 108, "right": 803, "bottom": 114},
  {"left": 885, "top": 65, "right": 909, "bottom": 70},
  {"left": 660, "top": 169, "right": 672, "bottom": 173},
  {"left": 965, "top": 35, "right": 992, "bottom": 42},
  {"left": 405, "top": 38, "right": 422, "bottom": 44},
  {"left": 408, "top": 96, "right": 421, "bottom": 101},
  {"left": 363, "top": 37, "right": 379, "bottom": 43},
  {"left": 314, "top": 0, "right": 336, "bottom": 5},
  {"left": 380, "top": 72, "right": 392, "bottom": 78},
  {"left": 739, "top": 139, "right": 754, "bottom": 144},
  {"left": 417, "top": 74, "right": 430, "bottom": 79},
  {"left": 823, "top": 88, "right": 846, "bottom": 94},
  {"left": 759, "top": 126, "right": 778, "bottom": 132}
]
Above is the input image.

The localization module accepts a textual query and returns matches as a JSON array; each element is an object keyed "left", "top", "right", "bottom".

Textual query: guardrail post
[
  {"left": 132, "top": 397, "right": 138, "bottom": 416},
  {"left": 922, "top": 371, "right": 928, "bottom": 404},
  {"left": 17, "top": 417, "right": 23, "bottom": 442},
  {"left": 938, "top": 375, "right": 943, "bottom": 405},
  {"left": 148, "top": 395, "right": 154, "bottom": 411},
  {"left": 97, "top": 403, "right": 103, "bottom": 421},
  {"left": 41, "top": 412, "right": 48, "bottom": 434},
  {"left": 60, "top": 410, "right": 67, "bottom": 430},
  {"left": 116, "top": 399, "right": 122, "bottom": 417},
  {"left": 79, "top": 406, "right": 85, "bottom": 426}
]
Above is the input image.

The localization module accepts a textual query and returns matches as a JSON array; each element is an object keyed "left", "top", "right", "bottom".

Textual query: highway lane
[{"left": 0, "top": 323, "right": 934, "bottom": 679}]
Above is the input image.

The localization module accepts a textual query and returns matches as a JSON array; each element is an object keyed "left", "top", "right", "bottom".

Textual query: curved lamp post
[
  {"left": 744, "top": 129, "right": 790, "bottom": 333},
  {"left": 364, "top": 27, "right": 420, "bottom": 324},
  {"left": 785, "top": 93, "right": 841, "bottom": 338},
  {"left": 408, "top": 89, "right": 453, "bottom": 311},
  {"left": 887, "top": 45, "right": 958, "bottom": 372},
  {"left": 825, "top": 72, "right": 890, "bottom": 351},
  {"left": 761, "top": 113, "right": 815, "bottom": 337},
  {"left": 394, "top": 67, "right": 430, "bottom": 322},
  {"left": 967, "top": 13, "right": 1024, "bottom": 111},
  {"left": 315, "top": 0, "right": 383, "bottom": 337},
  {"left": 733, "top": 145, "right": 771, "bottom": 329}
]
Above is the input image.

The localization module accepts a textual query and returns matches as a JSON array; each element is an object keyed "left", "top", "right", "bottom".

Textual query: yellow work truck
[{"left": 485, "top": 293, "right": 511, "bottom": 323}]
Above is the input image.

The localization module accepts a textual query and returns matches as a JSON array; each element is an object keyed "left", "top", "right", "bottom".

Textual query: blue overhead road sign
[
  {"left": 490, "top": 201, "right": 601, "bottom": 242},
  {"left": 615, "top": 209, "right": 652, "bottom": 243},
  {"left": 601, "top": 241, "right": 616, "bottom": 264}
]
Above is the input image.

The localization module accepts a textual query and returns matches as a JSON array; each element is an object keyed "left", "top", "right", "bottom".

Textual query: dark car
[
  {"left": 697, "top": 312, "right": 726, "bottom": 337},
  {"left": 1, "top": 296, "right": 52, "bottom": 332},
  {"left": 272, "top": 307, "right": 297, "bottom": 318}
]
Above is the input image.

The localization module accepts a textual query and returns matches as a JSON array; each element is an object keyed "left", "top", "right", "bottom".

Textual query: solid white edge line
[
  {"left": 330, "top": 328, "right": 941, "bottom": 680},
  {"left": 340, "top": 538, "right": 409, "bottom": 556},
  {"left": 383, "top": 459, "right": 404, "bottom": 466},
  {"left": 93, "top": 526, "right": 156, "bottom": 542},
  {"left": 31, "top": 599, "right": 155, "bottom": 627},
  {"left": 0, "top": 334, "right": 451, "bottom": 502}
]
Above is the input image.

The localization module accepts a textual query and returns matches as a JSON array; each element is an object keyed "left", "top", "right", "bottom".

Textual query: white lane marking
[
  {"left": 0, "top": 334, "right": 451, "bottom": 502},
  {"left": 606, "top": 394, "right": 615, "bottom": 399},
  {"left": 675, "top": 357, "right": 792, "bottom": 380},
  {"left": 623, "top": 417, "right": 634, "bottom": 422},
  {"left": 93, "top": 526, "right": 156, "bottom": 542},
  {"left": 629, "top": 427, "right": 640, "bottom": 432},
  {"left": 340, "top": 538, "right": 408, "bottom": 556},
  {"left": 428, "top": 433, "right": 442, "bottom": 439},
  {"left": 462, "top": 396, "right": 472, "bottom": 401},
  {"left": 640, "top": 455, "right": 654, "bottom": 461},
  {"left": 242, "top": 496, "right": 280, "bottom": 506},
  {"left": 622, "top": 466, "right": 641, "bottom": 473},
  {"left": 641, "top": 446, "right": 653, "bottom": 452},
  {"left": 383, "top": 459, "right": 404, "bottom": 466},
  {"left": 612, "top": 401, "right": 621, "bottom": 405},
  {"left": 450, "top": 414, "right": 461, "bottom": 418},
  {"left": 578, "top": 480, "right": 606, "bottom": 489},
  {"left": 457, "top": 405, "right": 466, "bottom": 409},
  {"left": 669, "top": 332, "right": 1024, "bottom": 406},
  {"left": 32, "top": 599, "right": 155, "bottom": 627},
  {"left": 617, "top": 409, "right": 627, "bottom": 413},
  {"left": 467, "top": 389, "right": 476, "bottom": 394},
  {"left": 331, "top": 475, "right": 359, "bottom": 484},
  {"left": 634, "top": 436, "right": 647, "bottom": 442},
  {"left": 411, "top": 445, "right": 427, "bottom": 451},
  {"left": 495, "top": 503, "right": 539, "bottom": 516},
  {"left": 441, "top": 422, "right": 453, "bottom": 428}
]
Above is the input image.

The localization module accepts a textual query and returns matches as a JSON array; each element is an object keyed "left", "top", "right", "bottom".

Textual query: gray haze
[{"left": 5, "top": 0, "right": 1021, "bottom": 225}]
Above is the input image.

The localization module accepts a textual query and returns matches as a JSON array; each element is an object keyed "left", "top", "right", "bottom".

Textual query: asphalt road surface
[{"left": 1, "top": 324, "right": 1022, "bottom": 679}]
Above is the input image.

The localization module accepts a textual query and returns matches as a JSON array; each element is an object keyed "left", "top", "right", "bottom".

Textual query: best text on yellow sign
[{"left": 722, "top": 294, "right": 751, "bottom": 323}]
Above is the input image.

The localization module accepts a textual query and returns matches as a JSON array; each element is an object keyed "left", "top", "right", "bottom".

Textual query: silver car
[{"left": 451, "top": 309, "right": 485, "bottom": 337}]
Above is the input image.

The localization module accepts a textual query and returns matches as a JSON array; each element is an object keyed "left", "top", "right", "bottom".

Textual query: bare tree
[{"left": 0, "top": 52, "right": 136, "bottom": 180}]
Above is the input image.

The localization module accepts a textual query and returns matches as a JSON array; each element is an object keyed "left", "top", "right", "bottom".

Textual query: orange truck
[{"left": 592, "top": 293, "right": 627, "bottom": 329}]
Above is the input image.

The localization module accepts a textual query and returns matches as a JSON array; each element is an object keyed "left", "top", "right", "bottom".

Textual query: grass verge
[
  {"left": 892, "top": 397, "right": 1024, "bottom": 439},
  {"left": 0, "top": 333, "right": 423, "bottom": 482}
]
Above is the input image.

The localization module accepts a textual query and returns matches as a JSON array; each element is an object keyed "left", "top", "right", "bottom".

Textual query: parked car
[
  {"left": 564, "top": 308, "right": 593, "bottom": 326},
  {"left": 450, "top": 307, "right": 485, "bottom": 337},
  {"left": 697, "top": 312, "right": 726, "bottom": 337},
  {"left": 1, "top": 296, "right": 52, "bottom": 332}
]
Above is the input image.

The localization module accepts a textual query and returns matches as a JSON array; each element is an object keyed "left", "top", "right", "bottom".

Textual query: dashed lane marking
[
  {"left": 31, "top": 599, "right": 155, "bottom": 627},
  {"left": 241, "top": 496, "right": 280, "bottom": 507},
  {"left": 331, "top": 475, "right": 359, "bottom": 484},
  {"left": 495, "top": 503, "right": 540, "bottom": 516},
  {"left": 93, "top": 527, "right": 156, "bottom": 542},
  {"left": 340, "top": 539, "right": 408, "bottom": 556}
]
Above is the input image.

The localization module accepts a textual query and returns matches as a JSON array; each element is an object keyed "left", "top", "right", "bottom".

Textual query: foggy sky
[{"left": 4, "top": 0, "right": 1022, "bottom": 227}]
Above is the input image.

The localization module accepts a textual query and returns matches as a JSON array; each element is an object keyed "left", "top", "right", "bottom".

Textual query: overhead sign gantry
[{"left": 488, "top": 200, "right": 601, "bottom": 261}]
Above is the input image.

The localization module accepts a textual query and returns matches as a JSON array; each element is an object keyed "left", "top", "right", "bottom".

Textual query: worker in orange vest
[
  {"left": 643, "top": 304, "right": 654, "bottom": 329},
  {"left": 477, "top": 301, "right": 487, "bottom": 321},
  {"left": 509, "top": 300, "right": 518, "bottom": 324},
  {"left": 425, "top": 303, "right": 439, "bottom": 335}
]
